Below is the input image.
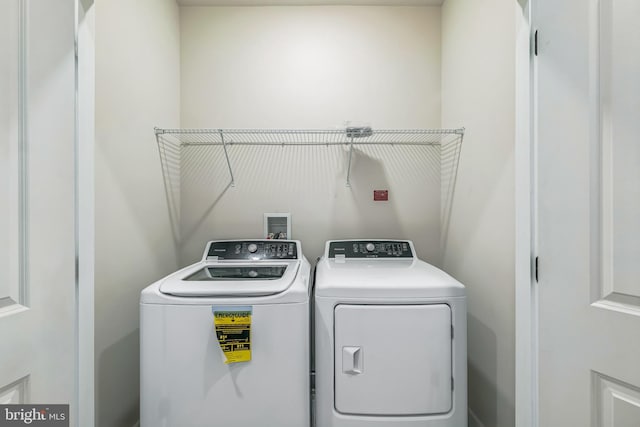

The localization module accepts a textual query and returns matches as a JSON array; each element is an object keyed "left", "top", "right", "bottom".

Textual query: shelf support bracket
[
  {"left": 346, "top": 136, "right": 354, "bottom": 187},
  {"left": 219, "top": 130, "right": 235, "bottom": 187}
]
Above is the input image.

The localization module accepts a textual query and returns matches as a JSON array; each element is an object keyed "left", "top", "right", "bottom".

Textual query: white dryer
[
  {"left": 140, "top": 240, "right": 311, "bottom": 427},
  {"left": 314, "top": 240, "right": 467, "bottom": 427}
]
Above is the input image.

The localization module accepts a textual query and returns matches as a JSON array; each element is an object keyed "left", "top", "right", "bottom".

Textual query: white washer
[
  {"left": 314, "top": 240, "right": 467, "bottom": 427},
  {"left": 140, "top": 240, "right": 311, "bottom": 427}
]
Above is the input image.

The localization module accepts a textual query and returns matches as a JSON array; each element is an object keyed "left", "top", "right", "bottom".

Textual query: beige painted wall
[
  {"left": 179, "top": 6, "right": 445, "bottom": 264},
  {"left": 95, "top": 0, "right": 180, "bottom": 425},
  {"left": 441, "top": 0, "right": 516, "bottom": 426}
]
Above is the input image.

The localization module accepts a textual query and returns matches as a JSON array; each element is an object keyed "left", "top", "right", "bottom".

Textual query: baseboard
[{"left": 468, "top": 408, "right": 485, "bottom": 427}]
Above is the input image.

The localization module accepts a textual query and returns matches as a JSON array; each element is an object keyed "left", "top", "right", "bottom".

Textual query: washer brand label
[
  {"left": 0, "top": 405, "right": 68, "bottom": 426},
  {"left": 212, "top": 306, "right": 252, "bottom": 364}
]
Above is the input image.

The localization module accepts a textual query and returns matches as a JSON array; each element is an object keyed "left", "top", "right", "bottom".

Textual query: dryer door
[{"left": 334, "top": 304, "right": 452, "bottom": 416}]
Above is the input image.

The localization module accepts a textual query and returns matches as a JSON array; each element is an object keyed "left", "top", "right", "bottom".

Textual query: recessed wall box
[{"left": 264, "top": 213, "right": 291, "bottom": 239}]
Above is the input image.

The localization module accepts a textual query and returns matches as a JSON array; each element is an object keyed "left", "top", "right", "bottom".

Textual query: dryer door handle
[{"left": 342, "top": 346, "right": 363, "bottom": 375}]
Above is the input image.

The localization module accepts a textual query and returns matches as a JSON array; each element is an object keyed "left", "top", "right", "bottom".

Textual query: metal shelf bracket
[
  {"left": 346, "top": 136, "right": 355, "bottom": 187},
  {"left": 219, "top": 129, "right": 235, "bottom": 187}
]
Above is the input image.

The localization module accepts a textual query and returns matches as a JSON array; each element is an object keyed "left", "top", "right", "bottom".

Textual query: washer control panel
[
  {"left": 206, "top": 240, "right": 298, "bottom": 260},
  {"left": 328, "top": 240, "right": 413, "bottom": 258}
]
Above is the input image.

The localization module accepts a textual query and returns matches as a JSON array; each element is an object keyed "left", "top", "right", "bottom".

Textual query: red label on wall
[{"left": 373, "top": 190, "right": 389, "bottom": 201}]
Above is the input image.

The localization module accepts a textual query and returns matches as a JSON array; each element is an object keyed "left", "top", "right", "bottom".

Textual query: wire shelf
[
  {"left": 155, "top": 127, "right": 464, "bottom": 147},
  {"left": 155, "top": 127, "right": 464, "bottom": 245}
]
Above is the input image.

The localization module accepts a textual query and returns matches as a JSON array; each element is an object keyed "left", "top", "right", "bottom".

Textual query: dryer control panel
[
  {"left": 205, "top": 240, "right": 299, "bottom": 260},
  {"left": 328, "top": 240, "right": 414, "bottom": 259}
]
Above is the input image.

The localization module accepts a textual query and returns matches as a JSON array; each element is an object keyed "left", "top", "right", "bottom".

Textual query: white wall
[
  {"left": 95, "top": 0, "right": 180, "bottom": 425},
  {"left": 441, "top": 1, "right": 516, "bottom": 426},
  {"left": 179, "top": 6, "right": 444, "bottom": 263},
  {"left": 181, "top": 6, "right": 441, "bottom": 129}
]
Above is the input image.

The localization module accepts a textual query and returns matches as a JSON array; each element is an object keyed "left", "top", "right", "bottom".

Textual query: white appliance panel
[
  {"left": 334, "top": 304, "right": 452, "bottom": 416},
  {"left": 141, "top": 301, "right": 309, "bottom": 427}
]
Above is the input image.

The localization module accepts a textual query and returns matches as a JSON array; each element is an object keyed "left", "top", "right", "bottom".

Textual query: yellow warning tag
[{"left": 212, "top": 306, "right": 252, "bottom": 364}]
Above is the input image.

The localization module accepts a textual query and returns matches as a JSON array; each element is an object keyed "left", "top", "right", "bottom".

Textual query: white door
[
  {"left": 535, "top": 0, "right": 640, "bottom": 425},
  {"left": 0, "top": 0, "right": 78, "bottom": 420}
]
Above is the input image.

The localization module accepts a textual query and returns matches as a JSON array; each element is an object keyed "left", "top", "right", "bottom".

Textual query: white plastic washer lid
[{"left": 159, "top": 261, "right": 301, "bottom": 297}]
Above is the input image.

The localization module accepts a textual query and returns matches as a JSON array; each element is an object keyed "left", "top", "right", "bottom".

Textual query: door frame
[
  {"left": 515, "top": 0, "right": 537, "bottom": 427},
  {"left": 75, "top": 0, "right": 95, "bottom": 426},
  {"left": 69, "top": 1, "right": 540, "bottom": 425}
]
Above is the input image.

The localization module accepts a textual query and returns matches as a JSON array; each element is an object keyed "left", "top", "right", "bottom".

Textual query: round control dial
[
  {"left": 365, "top": 243, "right": 376, "bottom": 252},
  {"left": 248, "top": 243, "right": 258, "bottom": 253}
]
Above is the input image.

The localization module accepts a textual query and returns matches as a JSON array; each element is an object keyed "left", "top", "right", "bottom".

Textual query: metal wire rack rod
[
  {"left": 154, "top": 127, "right": 465, "bottom": 147},
  {"left": 178, "top": 141, "right": 445, "bottom": 147},
  {"left": 154, "top": 127, "right": 465, "bottom": 135},
  {"left": 346, "top": 136, "right": 355, "bottom": 187},
  {"left": 219, "top": 130, "right": 235, "bottom": 187}
]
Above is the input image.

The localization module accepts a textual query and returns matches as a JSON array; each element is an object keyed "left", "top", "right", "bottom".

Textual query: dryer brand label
[{"left": 212, "top": 306, "right": 252, "bottom": 364}]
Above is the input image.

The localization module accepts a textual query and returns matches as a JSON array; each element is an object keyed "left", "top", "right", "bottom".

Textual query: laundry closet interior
[{"left": 95, "top": 1, "right": 518, "bottom": 426}]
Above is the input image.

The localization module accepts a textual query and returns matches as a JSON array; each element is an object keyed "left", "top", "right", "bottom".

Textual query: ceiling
[{"left": 177, "top": 0, "right": 444, "bottom": 6}]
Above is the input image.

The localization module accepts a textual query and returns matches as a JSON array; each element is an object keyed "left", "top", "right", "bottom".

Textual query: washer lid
[{"left": 159, "top": 261, "right": 300, "bottom": 297}]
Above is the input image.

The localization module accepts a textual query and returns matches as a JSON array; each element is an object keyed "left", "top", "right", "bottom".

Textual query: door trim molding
[
  {"left": 75, "top": 1, "right": 95, "bottom": 426},
  {"left": 515, "top": 1, "right": 537, "bottom": 427}
]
